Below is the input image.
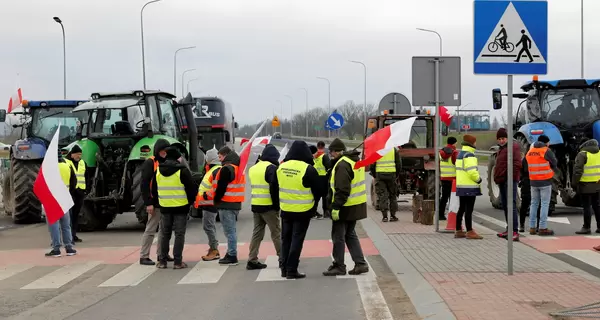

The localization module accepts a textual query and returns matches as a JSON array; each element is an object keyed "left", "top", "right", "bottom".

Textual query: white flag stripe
[
  {"left": 21, "top": 261, "right": 100, "bottom": 290},
  {"left": 0, "top": 264, "right": 33, "bottom": 281},
  {"left": 178, "top": 261, "right": 229, "bottom": 284},
  {"left": 98, "top": 263, "right": 157, "bottom": 287},
  {"left": 42, "top": 125, "right": 74, "bottom": 215},
  {"left": 278, "top": 143, "right": 289, "bottom": 162},
  {"left": 256, "top": 255, "right": 290, "bottom": 282},
  {"left": 385, "top": 117, "right": 417, "bottom": 149}
]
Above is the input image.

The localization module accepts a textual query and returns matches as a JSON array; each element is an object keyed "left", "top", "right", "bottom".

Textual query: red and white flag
[
  {"left": 8, "top": 87, "right": 23, "bottom": 113},
  {"left": 355, "top": 117, "right": 417, "bottom": 169},
  {"left": 278, "top": 142, "right": 289, "bottom": 163},
  {"left": 33, "top": 125, "right": 74, "bottom": 225},
  {"left": 439, "top": 106, "right": 453, "bottom": 127},
  {"left": 237, "top": 119, "right": 269, "bottom": 179}
]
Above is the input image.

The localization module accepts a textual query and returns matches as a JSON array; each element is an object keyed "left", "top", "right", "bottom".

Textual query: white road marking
[
  {"left": 473, "top": 212, "right": 505, "bottom": 228},
  {"left": 0, "top": 264, "right": 33, "bottom": 281},
  {"left": 21, "top": 261, "right": 100, "bottom": 290},
  {"left": 547, "top": 217, "right": 571, "bottom": 225},
  {"left": 218, "top": 242, "right": 246, "bottom": 247},
  {"left": 584, "top": 236, "right": 600, "bottom": 239},
  {"left": 255, "top": 255, "right": 290, "bottom": 282},
  {"left": 178, "top": 260, "right": 228, "bottom": 284},
  {"left": 560, "top": 250, "right": 600, "bottom": 269},
  {"left": 524, "top": 235, "right": 558, "bottom": 240},
  {"left": 98, "top": 263, "right": 157, "bottom": 287}
]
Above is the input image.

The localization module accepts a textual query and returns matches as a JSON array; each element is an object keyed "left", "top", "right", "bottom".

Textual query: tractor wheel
[
  {"left": 487, "top": 155, "right": 502, "bottom": 209},
  {"left": 78, "top": 202, "right": 112, "bottom": 231},
  {"left": 370, "top": 178, "right": 379, "bottom": 210},
  {"left": 3, "top": 170, "right": 14, "bottom": 216},
  {"left": 12, "top": 159, "right": 42, "bottom": 224},
  {"left": 131, "top": 165, "right": 148, "bottom": 225}
]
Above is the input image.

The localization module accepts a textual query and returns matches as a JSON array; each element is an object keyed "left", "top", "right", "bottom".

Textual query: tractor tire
[
  {"left": 78, "top": 202, "right": 112, "bottom": 231},
  {"left": 487, "top": 155, "right": 502, "bottom": 209},
  {"left": 3, "top": 170, "right": 14, "bottom": 216},
  {"left": 131, "top": 165, "right": 148, "bottom": 225},
  {"left": 12, "top": 159, "right": 42, "bottom": 224},
  {"left": 370, "top": 178, "right": 379, "bottom": 210}
]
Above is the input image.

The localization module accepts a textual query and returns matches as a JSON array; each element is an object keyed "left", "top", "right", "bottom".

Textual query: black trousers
[
  {"left": 439, "top": 180, "right": 452, "bottom": 218},
  {"left": 456, "top": 196, "right": 476, "bottom": 232},
  {"left": 281, "top": 217, "right": 311, "bottom": 272},
  {"left": 159, "top": 213, "right": 188, "bottom": 264},
  {"left": 581, "top": 193, "right": 600, "bottom": 230},
  {"left": 70, "top": 192, "right": 84, "bottom": 239},
  {"left": 314, "top": 177, "right": 329, "bottom": 214}
]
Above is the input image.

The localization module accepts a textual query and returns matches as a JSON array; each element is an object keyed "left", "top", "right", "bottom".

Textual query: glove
[{"left": 331, "top": 209, "right": 340, "bottom": 221}]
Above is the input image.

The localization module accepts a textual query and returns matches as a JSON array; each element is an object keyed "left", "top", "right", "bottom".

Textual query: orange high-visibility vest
[
  {"left": 526, "top": 147, "right": 553, "bottom": 181},
  {"left": 148, "top": 156, "right": 160, "bottom": 200},
  {"left": 194, "top": 165, "right": 221, "bottom": 208},
  {"left": 212, "top": 164, "right": 246, "bottom": 203}
]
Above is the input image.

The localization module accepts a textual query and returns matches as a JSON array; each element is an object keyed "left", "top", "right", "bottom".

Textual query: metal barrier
[{"left": 550, "top": 303, "right": 600, "bottom": 318}]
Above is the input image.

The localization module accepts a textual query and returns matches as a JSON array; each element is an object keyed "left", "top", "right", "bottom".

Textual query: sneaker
[
  {"left": 348, "top": 264, "right": 369, "bottom": 275},
  {"left": 538, "top": 228, "right": 555, "bottom": 236},
  {"left": 529, "top": 228, "right": 537, "bottom": 235},
  {"left": 389, "top": 215, "right": 399, "bottom": 222},
  {"left": 202, "top": 249, "right": 220, "bottom": 261},
  {"left": 174, "top": 262, "right": 188, "bottom": 269},
  {"left": 218, "top": 254, "right": 239, "bottom": 266},
  {"left": 73, "top": 237, "right": 83, "bottom": 243},
  {"left": 576, "top": 228, "right": 592, "bottom": 235},
  {"left": 315, "top": 213, "right": 324, "bottom": 220},
  {"left": 45, "top": 249, "right": 61, "bottom": 257},
  {"left": 518, "top": 227, "right": 525, "bottom": 233},
  {"left": 280, "top": 268, "right": 287, "bottom": 278},
  {"left": 382, "top": 217, "right": 389, "bottom": 222},
  {"left": 497, "top": 231, "right": 508, "bottom": 239},
  {"left": 323, "top": 211, "right": 331, "bottom": 219},
  {"left": 140, "top": 258, "right": 156, "bottom": 266},
  {"left": 246, "top": 260, "right": 267, "bottom": 270},
  {"left": 286, "top": 271, "right": 306, "bottom": 279},
  {"left": 512, "top": 232, "right": 520, "bottom": 242},
  {"left": 322, "top": 264, "right": 347, "bottom": 276},
  {"left": 167, "top": 255, "right": 175, "bottom": 262},
  {"left": 66, "top": 248, "right": 77, "bottom": 256},
  {"left": 156, "top": 261, "right": 167, "bottom": 269}
]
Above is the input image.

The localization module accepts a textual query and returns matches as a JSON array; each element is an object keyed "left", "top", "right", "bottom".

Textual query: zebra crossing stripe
[
  {"left": 177, "top": 260, "right": 228, "bottom": 284},
  {"left": 98, "top": 263, "right": 157, "bottom": 287},
  {"left": 560, "top": 249, "right": 600, "bottom": 270},
  {"left": 255, "top": 255, "right": 289, "bottom": 282},
  {"left": 21, "top": 261, "right": 101, "bottom": 290},
  {"left": 0, "top": 264, "right": 33, "bottom": 281}
]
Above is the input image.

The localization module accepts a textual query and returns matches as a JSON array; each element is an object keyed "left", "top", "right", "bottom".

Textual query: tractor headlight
[
  {"left": 40, "top": 102, "right": 48, "bottom": 107},
  {"left": 134, "top": 91, "right": 144, "bottom": 97}
]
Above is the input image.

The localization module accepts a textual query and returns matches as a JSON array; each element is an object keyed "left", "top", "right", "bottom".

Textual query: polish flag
[
  {"left": 355, "top": 117, "right": 417, "bottom": 169},
  {"left": 278, "top": 143, "right": 289, "bottom": 163},
  {"left": 439, "top": 106, "right": 453, "bottom": 127},
  {"left": 33, "top": 125, "right": 74, "bottom": 225},
  {"left": 8, "top": 87, "right": 23, "bottom": 113},
  {"left": 237, "top": 119, "right": 269, "bottom": 179}
]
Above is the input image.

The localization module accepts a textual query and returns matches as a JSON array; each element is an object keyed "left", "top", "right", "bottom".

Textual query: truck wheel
[
  {"left": 12, "top": 159, "right": 43, "bottom": 224},
  {"left": 370, "top": 178, "right": 379, "bottom": 210},
  {"left": 3, "top": 170, "right": 14, "bottom": 216},
  {"left": 487, "top": 155, "right": 502, "bottom": 209},
  {"left": 78, "top": 202, "right": 112, "bottom": 231},
  {"left": 131, "top": 165, "right": 148, "bottom": 225}
]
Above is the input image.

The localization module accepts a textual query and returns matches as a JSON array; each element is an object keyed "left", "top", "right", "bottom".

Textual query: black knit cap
[
  {"left": 309, "top": 145, "right": 318, "bottom": 154},
  {"left": 537, "top": 135, "right": 550, "bottom": 143},
  {"left": 218, "top": 146, "right": 232, "bottom": 156},
  {"left": 447, "top": 137, "right": 457, "bottom": 145},
  {"left": 328, "top": 138, "right": 346, "bottom": 152},
  {"left": 70, "top": 144, "right": 82, "bottom": 154}
]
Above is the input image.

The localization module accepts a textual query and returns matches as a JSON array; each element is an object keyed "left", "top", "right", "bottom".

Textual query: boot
[
  {"left": 389, "top": 213, "right": 399, "bottom": 222},
  {"left": 529, "top": 228, "right": 537, "bottom": 235},
  {"left": 348, "top": 263, "right": 369, "bottom": 275},
  {"left": 454, "top": 231, "right": 466, "bottom": 239},
  {"left": 576, "top": 228, "right": 592, "bottom": 235},
  {"left": 466, "top": 230, "right": 483, "bottom": 240},
  {"left": 538, "top": 228, "right": 555, "bottom": 236},
  {"left": 381, "top": 211, "right": 388, "bottom": 222},
  {"left": 322, "top": 263, "right": 347, "bottom": 276},
  {"left": 202, "top": 249, "right": 220, "bottom": 261}
]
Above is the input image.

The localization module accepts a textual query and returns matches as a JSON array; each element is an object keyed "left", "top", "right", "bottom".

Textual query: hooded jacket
[
  {"left": 439, "top": 144, "right": 458, "bottom": 181},
  {"left": 154, "top": 148, "right": 197, "bottom": 214},
  {"left": 213, "top": 150, "right": 243, "bottom": 210},
  {"left": 274, "top": 141, "right": 321, "bottom": 220},
  {"left": 528, "top": 141, "right": 558, "bottom": 187},
  {"left": 141, "top": 139, "right": 171, "bottom": 207},
  {"left": 251, "top": 144, "right": 281, "bottom": 213},
  {"left": 572, "top": 139, "right": 600, "bottom": 194},
  {"left": 327, "top": 150, "right": 367, "bottom": 221},
  {"left": 494, "top": 139, "right": 522, "bottom": 184}
]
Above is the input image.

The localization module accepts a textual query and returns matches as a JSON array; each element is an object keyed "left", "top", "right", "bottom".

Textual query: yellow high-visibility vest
[
  {"left": 249, "top": 161, "right": 274, "bottom": 206},
  {"left": 440, "top": 157, "right": 456, "bottom": 178},
  {"left": 455, "top": 145, "right": 481, "bottom": 192},
  {"left": 581, "top": 151, "right": 600, "bottom": 182},
  {"left": 59, "top": 162, "right": 71, "bottom": 187},
  {"left": 331, "top": 156, "right": 367, "bottom": 206},
  {"left": 156, "top": 170, "right": 188, "bottom": 207},
  {"left": 195, "top": 165, "right": 221, "bottom": 206},
  {"left": 65, "top": 159, "right": 86, "bottom": 190},
  {"left": 313, "top": 154, "right": 327, "bottom": 176},
  {"left": 375, "top": 149, "right": 396, "bottom": 173},
  {"left": 277, "top": 160, "right": 314, "bottom": 212}
]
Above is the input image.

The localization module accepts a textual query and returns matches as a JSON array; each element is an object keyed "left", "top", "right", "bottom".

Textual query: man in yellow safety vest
[
  {"left": 65, "top": 144, "right": 86, "bottom": 243},
  {"left": 195, "top": 147, "right": 222, "bottom": 262},
  {"left": 323, "top": 138, "right": 369, "bottom": 276},
  {"left": 310, "top": 144, "right": 331, "bottom": 219},
  {"left": 369, "top": 146, "right": 401, "bottom": 222},
  {"left": 573, "top": 139, "right": 600, "bottom": 236}
]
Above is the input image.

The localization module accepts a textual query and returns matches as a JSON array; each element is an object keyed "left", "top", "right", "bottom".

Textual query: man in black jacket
[
  {"left": 156, "top": 147, "right": 198, "bottom": 269},
  {"left": 309, "top": 145, "right": 331, "bottom": 219},
  {"left": 247, "top": 144, "right": 282, "bottom": 270},
  {"left": 65, "top": 145, "right": 86, "bottom": 243},
  {"left": 139, "top": 139, "right": 173, "bottom": 266},
  {"left": 274, "top": 141, "right": 321, "bottom": 279}
]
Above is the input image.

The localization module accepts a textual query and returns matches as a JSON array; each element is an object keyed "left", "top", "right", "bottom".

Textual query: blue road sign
[
  {"left": 326, "top": 112, "right": 344, "bottom": 131},
  {"left": 474, "top": 0, "right": 547, "bottom": 75}
]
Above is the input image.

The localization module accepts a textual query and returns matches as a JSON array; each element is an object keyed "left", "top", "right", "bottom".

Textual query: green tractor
[{"left": 66, "top": 91, "right": 202, "bottom": 231}]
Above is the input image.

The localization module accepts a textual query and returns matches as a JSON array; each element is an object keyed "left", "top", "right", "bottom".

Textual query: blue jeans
[
  {"left": 48, "top": 210, "right": 73, "bottom": 251},
  {"left": 530, "top": 185, "right": 552, "bottom": 229},
  {"left": 499, "top": 182, "right": 519, "bottom": 232},
  {"left": 219, "top": 209, "right": 238, "bottom": 257}
]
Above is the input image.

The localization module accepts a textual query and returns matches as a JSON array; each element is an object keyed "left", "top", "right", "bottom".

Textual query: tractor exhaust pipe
[{"left": 179, "top": 93, "right": 199, "bottom": 173}]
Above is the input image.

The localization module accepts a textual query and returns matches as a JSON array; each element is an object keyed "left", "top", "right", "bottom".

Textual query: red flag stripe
[{"left": 33, "top": 168, "right": 64, "bottom": 225}]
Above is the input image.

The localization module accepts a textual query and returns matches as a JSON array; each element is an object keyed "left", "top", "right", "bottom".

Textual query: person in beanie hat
[
  {"left": 526, "top": 135, "right": 557, "bottom": 236},
  {"left": 454, "top": 135, "right": 483, "bottom": 239},
  {"left": 572, "top": 139, "right": 600, "bottom": 235},
  {"left": 197, "top": 146, "right": 222, "bottom": 261},
  {"left": 439, "top": 136, "right": 459, "bottom": 221},
  {"left": 494, "top": 128, "right": 522, "bottom": 241},
  {"left": 65, "top": 144, "right": 86, "bottom": 244}
]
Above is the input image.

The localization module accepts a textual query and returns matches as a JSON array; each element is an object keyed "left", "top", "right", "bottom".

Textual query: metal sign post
[
  {"left": 507, "top": 75, "right": 514, "bottom": 275},
  {"left": 434, "top": 58, "right": 441, "bottom": 232}
]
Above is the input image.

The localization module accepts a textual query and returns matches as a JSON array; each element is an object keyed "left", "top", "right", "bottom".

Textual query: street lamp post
[
  {"left": 174, "top": 46, "right": 196, "bottom": 96},
  {"left": 581, "top": 0, "right": 584, "bottom": 78},
  {"left": 416, "top": 28, "right": 443, "bottom": 56},
  {"left": 53, "top": 17, "right": 66, "bottom": 99},
  {"left": 317, "top": 77, "right": 331, "bottom": 138},
  {"left": 300, "top": 88, "right": 308, "bottom": 137},
  {"left": 187, "top": 78, "right": 199, "bottom": 95},
  {"left": 140, "top": 0, "right": 162, "bottom": 90},
  {"left": 285, "top": 95, "right": 294, "bottom": 137},
  {"left": 350, "top": 61, "right": 367, "bottom": 127},
  {"left": 181, "top": 69, "right": 196, "bottom": 97}
]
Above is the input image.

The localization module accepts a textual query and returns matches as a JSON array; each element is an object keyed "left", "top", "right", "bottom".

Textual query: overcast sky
[{"left": 0, "top": 0, "right": 596, "bottom": 125}]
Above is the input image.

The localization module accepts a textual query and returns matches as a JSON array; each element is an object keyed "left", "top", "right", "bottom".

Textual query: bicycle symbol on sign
[{"left": 487, "top": 24, "right": 514, "bottom": 53}]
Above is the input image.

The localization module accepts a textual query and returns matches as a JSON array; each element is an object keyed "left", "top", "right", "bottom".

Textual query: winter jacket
[
  {"left": 572, "top": 139, "right": 600, "bottom": 194},
  {"left": 273, "top": 141, "right": 321, "bottom": 220},
  {"left": 201, "top": 164, "right": 220, "bottom": 213},
  {"left": 369, "top": 148, "right": 401, "bottom": 177},
  {"left": 494, "top": 140, "right": 522, "bottom": 184},
  {"left": 327, "top": 150, "right": 367, "bottom": 221},
  {"left": 213, "top": 151, "right": 243, "bottom": 210},
  {"left": 141, "top": 139, "right": 170, "bottom": 207},
  {"left": 153, "top": 149, "right": 198, "bottom": 214},
  {"left": 528, "top": 141, "right": 558, "bottom": 188},
  {"left": 59, "top": 157, "right": 78, "bottom": 194},
  {"left": 252, "top": 144, "right": 281, "bottom": 214},
  {"left": 440, "top": 144, "right": 459, "bottom": 181}
]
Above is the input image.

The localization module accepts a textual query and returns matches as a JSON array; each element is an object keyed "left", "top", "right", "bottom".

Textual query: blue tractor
[
  {"left": 1, "top": 100, "right": 87, "bottom": 224},
  {"left": 488, "top": 78, "right": 600, "bottom": 211}
]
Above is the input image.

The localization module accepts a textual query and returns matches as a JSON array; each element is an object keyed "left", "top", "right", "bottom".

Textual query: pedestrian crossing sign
[{"left": 474, "top": 0, "right": 547, "bottom": 75}]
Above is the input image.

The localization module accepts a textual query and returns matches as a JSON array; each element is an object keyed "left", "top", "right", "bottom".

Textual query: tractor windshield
[
  {"left": 31, "top": 107, "right": 83, "bottom": 144},
  {"left": 537, "top": 88, "right": 600, "bottom": 127},
  {"left": 86, "top": 99, "right": 161, "bottom": 136}
]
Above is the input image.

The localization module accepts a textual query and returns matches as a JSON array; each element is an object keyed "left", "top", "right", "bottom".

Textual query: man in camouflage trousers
[{"left": 369, "top": 148, "right": 402, "bottom": 222}]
